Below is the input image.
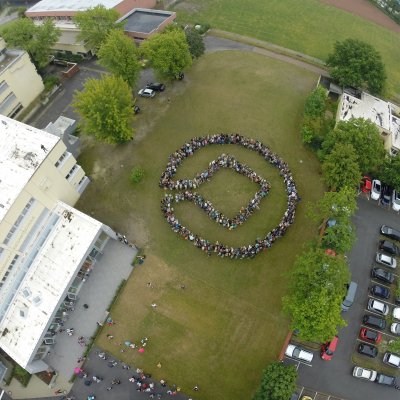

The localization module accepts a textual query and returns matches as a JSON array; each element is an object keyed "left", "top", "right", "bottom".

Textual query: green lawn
[
  {"left": 172, "top": 0, "right": 400, "bottom": 97},
  {"left": 77, "top": 51, "right": 325, "bottom": 399}
]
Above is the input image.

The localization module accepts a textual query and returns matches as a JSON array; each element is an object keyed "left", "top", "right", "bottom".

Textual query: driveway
[{"left": 296, "top": 197, "right": 400, "bottom": 400}]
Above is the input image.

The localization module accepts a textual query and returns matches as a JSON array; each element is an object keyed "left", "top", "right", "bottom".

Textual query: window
[
  {"left": 33, "top": 295, "right": 42, "bottom": 306},
  {"left": 0, "top": 81, "right": 9, "bottom": 96},
  {"left": 55, "top": 151, "right": 68, "bottom": 168},
  {"left": 65, "top": 164, "right": 78, "bottom": 180},
  {"left": 0, "top": 92, "right": 16, "bottom": 114}
]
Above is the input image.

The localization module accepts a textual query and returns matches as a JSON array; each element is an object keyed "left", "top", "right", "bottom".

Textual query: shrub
[
  {"left": 43, "top": 75, "right": 60, "bottom": 92},
  {"left": 14, "top": 365, "right": 31, "bottom": 387},
  {"left": 194, "top": 22, "right": 211, "bottom": 35},
  {"left": 130, "top": 166, "right": 144, "bottom": 183}
]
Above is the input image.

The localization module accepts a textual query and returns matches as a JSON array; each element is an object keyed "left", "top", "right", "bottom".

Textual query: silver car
[
  {"left": 376, "top": 252, "right": 397, "bottom": 269},
  {"left": 352, "top": 366, "right": 377, "bottom": 381}
]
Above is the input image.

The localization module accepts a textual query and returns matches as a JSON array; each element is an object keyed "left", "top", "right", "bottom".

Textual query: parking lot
[{"left": 286, "top": 196, "right": 400, "bottom": 400}]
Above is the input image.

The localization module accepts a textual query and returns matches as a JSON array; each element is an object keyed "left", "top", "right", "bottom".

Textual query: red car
[
  {"left": 360, "top": 176, "right": 372, "bottom": 193},
  {"left": 359, "top": 328, "right": 382, "bottom": 344},
  {"left": 321, "top": 335, "right": 339, "bottom": 360}
]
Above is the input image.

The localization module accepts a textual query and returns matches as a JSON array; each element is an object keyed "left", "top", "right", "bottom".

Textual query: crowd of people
[{"left": 159, "top": 134, "right": 299, "bottom": 259}]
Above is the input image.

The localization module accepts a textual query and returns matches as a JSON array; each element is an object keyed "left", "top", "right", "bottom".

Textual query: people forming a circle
[{"left": 159, "top": 134, "right": 299, "bottom": 259}]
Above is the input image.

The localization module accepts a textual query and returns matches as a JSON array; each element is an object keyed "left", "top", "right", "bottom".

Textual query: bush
[
  {"left": 14, "top": 365, "right": 31, "bottom": 387},
  {"left": 194, "top": 22, "right": 211, "bottom": 35},
  {"left": 43, "top": 75, "right": 60, "bottom": 92},
  {"left": 55, "top": 52, "right": 84, "bottom": 63},
  {"left": 130, "top": 166, "right": 144, "bottom": 183}
]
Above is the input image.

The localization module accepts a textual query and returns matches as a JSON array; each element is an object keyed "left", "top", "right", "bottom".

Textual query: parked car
[
  {"left": 393, "top": 307, "right": 400, "bottom": 320},
  {"left": 375, "top": 252, "right": 397, "bottom": 269},
  {"left": 360, "top": 176, "right": 372, "bottom": 194},
  {"left": 392, "top": 189, "right": 400, "bottom": 212},
  {"left": 381, "top": 186, "right": 392, "bottom": 206},
  {"left": 285, "top": 344, "right": 313, "bottom": 362},
  {"left": 371, "top": 284, "right": 390, "bottom": 299},
  {"left": 381, "top": 225, "right": 400, "bottom": 242},
  {"left": 363, "top": 314, "right": 386, "bottom": 330},
  {"left": 341, "top": 281, "right": 358, "bottom": 311},
  {"left": 132, "top": 105, "right": 140, "bottom": 114},
  {"left": 367, "top": 298, "right": 389, "bottom": 315},
  {"left": 320, "top": 335, "right": 339, "bottom": 360},
  {"left": 383, "top": 352, "right": 400, "bottom": 368},
  {"left": 138, "top": 88, "right": 155, "bottom": 98},
  {"left": 146, "top": 82, "right": 165, "bottom": 92},
  {"left": 371, "top": 268, "right": 395, "bottom": 284},
  {"left": 391, "top": 323, "right": 400, "bottom": 335},
  {"left": 376, "top": 373, "right": 396, "bottom": 386},
  {"left": 358, "top": 343, "right": 378, "bottom": 358},
  {"left": 359, "top": 327, "right": 382, "bottom": 344},
  {"left": 352, "top": 366, "right": 377, "bottom": 381},
  {"left": 371, "top": 179, "right": 382, "bottom": 200},
  {"left": 379, "top": 240, "right": 399, "bottom": 256}
]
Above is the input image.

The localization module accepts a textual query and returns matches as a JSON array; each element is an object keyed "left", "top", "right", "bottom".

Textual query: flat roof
[
  {"left": 119, "top": 8, "right": 174, "bottom": 33},
  {"left": 0, "top": 115, "right": 59, "bottom": 223},
  {"left": 339, "top": 92, "right": 391, "bottom": 131},
  {"left": 27, "top": 0, "right": 122, "bottom": 13},
  {"left": 0, "top": 202, "right": 103, "bottom": 368}
]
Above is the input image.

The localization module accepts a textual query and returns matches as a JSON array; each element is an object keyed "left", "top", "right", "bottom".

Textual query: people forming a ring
[{"left": 159, "top": 134, "right": 299, "bottom": 259}]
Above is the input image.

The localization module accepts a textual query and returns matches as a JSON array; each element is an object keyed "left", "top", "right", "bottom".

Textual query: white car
[
  {"left": 393, "top": 307, "right": 400, "bottom": 320},
  {"left": 285, "top": 344, "right": 313, "bottom": 362},
  {"left": 391, "top": 322, "right": 400, "bottom": 335},
  {"left": 376, "top": 252, "right": 397, "bottom": 269},
  {"left": 383, "top": 352, "right": 400, "bottom": 368},
  {"left": 138, "top": 88, "right": 155, "bottom": 98},
  {"left": 371, "top": 179, "right": 381, "bottom": 200},
  {"left": 393, "top": 189, "right": 400, "bottom": 212},
  {"left": 352, "top": 366, "right": 377, "bottom": 381},
  {"left": 367, "top": 298, "right": 389, "bottom": 316}
]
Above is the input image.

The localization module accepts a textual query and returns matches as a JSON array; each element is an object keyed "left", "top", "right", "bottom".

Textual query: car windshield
[
  {"left": 366, "top": 331, "right": 377, "bottom": 340},
  {"left": 376, "top": 183, "right": 381, "bottom": 191},
  {"left": 293, "top": 348, "right": 301, "bottom": 358}
]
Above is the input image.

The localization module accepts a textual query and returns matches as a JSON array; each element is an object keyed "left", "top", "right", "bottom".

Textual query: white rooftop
[
  {"left": 0, "top": 202, "right": 103, "bottom": 368},
  {"left": 27, "top": 0, "right": 123, "bottom": 13},
  {"left": 339, "top": 92, "right": 391, "bottom": 131},
  {"left": 0, "top": 115, "right": 59, "bottom": 222}
]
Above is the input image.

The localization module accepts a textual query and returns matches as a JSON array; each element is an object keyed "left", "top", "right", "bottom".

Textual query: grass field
[
  {"left": 77, "top": 51, "right": 325, "bottom": 399},
  {"left": 172, "top": 0, "right": 400, "bottom": 97}
]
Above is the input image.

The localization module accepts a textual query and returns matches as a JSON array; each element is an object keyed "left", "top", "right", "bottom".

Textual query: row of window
[
  {"left": 55, "top": 151, "right": 68, "bottom": 168},
  {"left": 66, "top": 164, "right": 78, "bottom": 180},
  {"left": 0, "top": 254, "right": 20, "bottom": 288},
  {"left": 0, "top": 92, "right": 16, "bottom": 115}
]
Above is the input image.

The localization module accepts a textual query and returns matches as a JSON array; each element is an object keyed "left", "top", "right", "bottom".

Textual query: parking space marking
[
  {"left": 369, "top": 280, "right": 392, "bottom": 290},
  {"left": 367, "top": 294, "right": 397, "bottom": 308},
  {"left": 284, "top": 355, "right": 312, "bottom": 368},
  {"left": 297, "top": 386, "right": 347, "bottom": 400},
  {"left": 360, "top": 323, "right": 398, "bottom": 339}
]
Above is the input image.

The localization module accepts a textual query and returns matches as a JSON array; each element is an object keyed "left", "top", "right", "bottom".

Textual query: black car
[
  {"left": 381, "top": 225, "right": 400, "bottom": 242},
  {"left": 379, "top": 240, "right": 399, "bottom": 255},
  {"left": 371, "top": 268, "right": 395, "bottom": 284},
  {"left": 381, "top": 187, "right": 392, "bottom": 206},
  {"left": 371, "top": 284, "right": 390, "bottom": 299},
  {"left": 358, "top": 343, "right": 378, "bottom": 358},
  {"left": 146, "top": 82, "right": 165, "bottom": 92},
  {"left": 363, "top": 314, "right": 387, "bottom": 330},
  {"left": 376, "top": 373, "right": 396, "bottom": 386}
]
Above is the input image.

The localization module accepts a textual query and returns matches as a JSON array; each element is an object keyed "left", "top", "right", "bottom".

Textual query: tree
[
  {"left": 322, "top": 222, "right": 356, "bottom": 253},
  {"left": 283, "top": 248, "right": 349, "bottom": 342},
  {"left": 185, "top": 27, "right": 205, "bottom": 58},
  {"left": 73, "top": 75, "right": 134, "bottom": 144},
  {"left": 97, "top": 30, "right": 141, "bottom": 87},
  {"left": 326, "top": 39, "right": 386, "bottom": 95},
  {"left": 378, "top": 154, "right": 400, "bottom": 191},
  {"left": 252, "top": 362, "right": 297, "bottom": 400},
  {"left": 140, "top": 30, "right": 192, "bottom": 80},
  {"left": 74, "top": 5, "right": 123, "bottom": 52},
  {"left": 307, "top": 186, "right": 357, "bottom": 224},
  {"left": 387, "top": 339, "right": 400, "bottom": 354},
  {"left": 322, "top": 143, "right": 361, "bottom": 190},
  {"left": 322, "top": 118, "right": 385, "bottom": 173},
  {"left": 1, "top": 18, "right": 60, "bottom": 69}
]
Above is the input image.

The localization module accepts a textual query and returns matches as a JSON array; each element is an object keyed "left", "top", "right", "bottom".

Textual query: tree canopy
[
  {"left": 140, "top": 30, "right": 192, "bottom": 80},
  {"left": 283, "top": 248, "right": 349, "bottom": 342},
  {"left": 252, "top": 362, "right": 297, "bottom": 400},
  {"left": 322, "top": 118, "right": 385, "bottom": 174},
  {"left": 322, "top": 222, "right": 356, "bottom": 254},
  {"left": 322, "top": 143, "right": 361, "bottom": 191},
  {"left": 73, "top": 75, "right": 134, "bottom": 144},
  {"left": 1, "top": 18, "right": 60, "bottom": 69},
  {"left": 378, "top": 154, "right": 400, "bottom": 192},
  {"left": 185, "top": 27, "right": 205, "bottom": 58},
  {"left": 326, "top": 39, "right": 386, "bottom": 95},
  {"left": 97, "top": 30, "right": 141, "bottom": 87},
  {"left": 74, "top": 5, "right": 123, "bottom": 52}
]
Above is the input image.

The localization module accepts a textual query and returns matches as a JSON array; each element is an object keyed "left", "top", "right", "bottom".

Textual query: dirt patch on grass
[{"left": 320, "top": 0, "right": 400, "bottom": 33}]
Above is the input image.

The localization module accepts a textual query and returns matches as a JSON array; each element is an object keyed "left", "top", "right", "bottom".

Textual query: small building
[
  {"left": 26, "top": 0, "right": 157, "bottom": 56},
  {"left": 0, "top": 38, "right": 44, "bottom": 119},
  {"left": 336, "top": 91, "right": 400, "bottom": 155},
  {"left": 0, "top": 115, "right": 118, "bottom": 373},
  {"left": 118, "top": 8, "right": 176, "bottom": 41}
]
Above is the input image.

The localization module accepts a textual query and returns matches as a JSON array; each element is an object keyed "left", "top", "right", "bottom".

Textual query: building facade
[
  {"left": 0, "top": 116, "right": 116, "bottom": 373},
  {"left": 0, "top": 38, "right": 44, "bottom": 119}
]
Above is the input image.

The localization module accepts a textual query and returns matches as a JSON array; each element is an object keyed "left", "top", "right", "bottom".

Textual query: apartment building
[
  {"left": 0, "top": 115, "right": 116, "bottom": 374},
  {"left": 0, "top": 38, "right": 44, "bottom": 119}
]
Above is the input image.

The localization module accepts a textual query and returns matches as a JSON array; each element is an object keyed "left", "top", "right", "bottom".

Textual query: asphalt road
[{"left": 296, "top": 196, "right": 400, "bottom": 400}]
